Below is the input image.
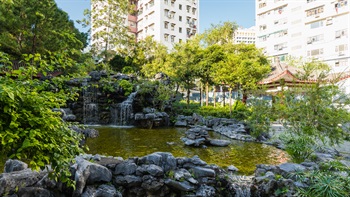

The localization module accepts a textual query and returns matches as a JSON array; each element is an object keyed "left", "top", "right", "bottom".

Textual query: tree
[
  {"left": 213, "top": 43, "right": 270, "bottom": 108},
  {"left": 90, "top": 0, "right": 130, "bottom": 62},
  {"left": 167, "top": 37, "right": 202, "bottom": 106},
  {"left": 196, "top": 44, "right": 225, "bottom": 106},
  {"left": 0, "top": 0, "right": 87, "bottom": 60},
  {"left": 202, "top": 21, "right": 238, "bottom": 46}
]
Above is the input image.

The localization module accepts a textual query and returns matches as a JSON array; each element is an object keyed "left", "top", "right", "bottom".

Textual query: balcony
[{"left": 128, "top": 15, "right": 137, "bottom": 22}]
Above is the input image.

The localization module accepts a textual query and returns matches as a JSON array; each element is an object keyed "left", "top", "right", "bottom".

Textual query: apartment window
[
  {"left": 310, "top": 20, "right": 323, "bottom": 29},
  {"left": 179, "top": 16, "right": 182, "bottom": 21},
  {"left": 149, "top": 0, "right": 154, "bottom": 7},
  {"left": 260, "top": 25, "right": 267, "bottom": 31},
  {"left": 307, "top": 0, "right": 317, "bottom": 3},
  {"left": 274, "top": 43, "right": 287, "bottom": 51},
  {"left": 306, "top": 6, "right": 324, "bottom": 17},
  {"left": 307, "top": 34, "right": 324, "bottom": 44},
  {"left": 171, "top": 23, "right": 175, "bottom": 31},
  {"left": 186, "top": 17, "right": 191, "bottom": 24},
  {"left": 335, "top": 29, "right": 348, "bottom": 38},
  {"left": 307, "top": 48, "right": 323, "bottom": 56},
  {"left": 171, "top": 35, "right": 175, "bottom": 42},
  {"left": 138, "top": 8, "right": 143, "bottom": 15},
  {"left": 164, "top": 0, "right": 168, "bottom": 4},
  {"left": 179, "top": 27, "right": 182, "bottom": 33},
  {"left": 179, "top": 4, "right": 182, "bottom": 10},
  {"left": 259, "top": 2, "right": 266, "bottom": 8},
  {"left": 335, "top": 44, "right": 348, "bottom": 53},
  {"left": 164, "top": 34, "right": 169, "bottom": 41},
  {"left": 187, "top": 5, "right": 191, "bottom": 13},
  {"left": 179, "top": 39, "right": 182, "bottom": 43},
  {"left": 164, "top": 9, "right": 169, "bottom": 17},
  {"left": 335, "top": 60, "right": 348, "bottom": 67},
  {"left": 164, "top": 21, "right": 169, "bottom": 29},
  {"left": 171, "top": 0, "right": 175, "bottom": 6},
  {"left": 192, "top": 8, "right": 196, "bottom": 15}
]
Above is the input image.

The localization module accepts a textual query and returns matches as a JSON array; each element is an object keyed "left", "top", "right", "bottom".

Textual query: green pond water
[{"left": 86, "top": 126, "right": 289, "bottom": 175}]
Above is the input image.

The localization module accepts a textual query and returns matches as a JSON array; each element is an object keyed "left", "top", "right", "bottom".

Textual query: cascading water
[
  {"left": 111, "top": 92, "right": 137, "bottom": 126},
  {"left": 82, "top": 82, "right": 99, "bottom": 125},
  {"left": 230, "top": 175, "right": 253, "bottom": 197}
]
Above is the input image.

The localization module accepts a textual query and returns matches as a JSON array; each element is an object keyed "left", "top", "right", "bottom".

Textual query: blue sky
[{"left": 55, "top": 0, "right": 255, "bottom": 33}]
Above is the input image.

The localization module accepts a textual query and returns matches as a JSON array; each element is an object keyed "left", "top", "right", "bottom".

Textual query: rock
[
  {"left": 196, "top": 184, "right": 216, "bottom": 197},
  {"left": 164, "top": 179, "right": 195, "bottom": 192},
  {"left": 0, "top": 169, "right": 45, "bottom": 196},
  {"left": 17, "top": 187, "right": 53, "bottom": 197},
  {"left": 141, "top": 175, "right": 164, "bottom": 192},
  {"left": 96, "top": 184, "right": 121, "bottom": 197},
  {"left": 209, "top": 139, "right": 230, "bottom": 147},
  {"left": 139, "top": 152, "right": 176, "bottom": 173},
  {"left": 278, "top": 163, "right": 306, "bottom": 176},
  {"left": 191, "top": 166, "right": 215, "bottom": 178},
  {"left": 4, "top": 159, "right": 28, "bottom": 173},
  {"left": 114, "top": 161, "right": 137, "bottom": 175},
  {"left": 136, "top": 164, "right": 164, "bottom": 177},
  {"left": 190, "top": 156, "right": 207, "bottom": 166},
  {"left": 174, "top": 119, "right": 188, "bottom": 127},
  {"left": 73, "top": 157, "right": 112, "bottom": 197},
  {"left": 114, "top": 175, "right": 142, "bottom": 187},
  {"left": 227, "top": 165, "right": 239, "bottom": 172}
]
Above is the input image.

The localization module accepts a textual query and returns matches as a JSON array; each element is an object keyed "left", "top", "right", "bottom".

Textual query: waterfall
[
  {"left": 111, "top": 92, "right": 137, "bottom": 126},
  {"left": 83, "top": 82, "right": 99, "bottom": 125},
  {"left": 230, "top": 175, "right": 253, "bottom": 197}
]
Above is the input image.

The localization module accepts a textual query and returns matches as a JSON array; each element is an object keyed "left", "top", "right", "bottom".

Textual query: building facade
[
  {"left": 255, "top": 0, "right": 349, "bottom": 72},
  {"left": 92, "top": 0, "right": 199, "bottom": 51},
  {"left": 136, "top": 0, "right": 199, "bottom": 49},
  {"left": 233, "top": 26, "right": 256, "bottom": 44}
]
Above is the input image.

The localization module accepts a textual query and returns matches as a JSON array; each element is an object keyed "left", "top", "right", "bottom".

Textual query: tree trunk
[
  {"left": 205, "top": 82, "right": 209, "bottom": 106},
  {"left": 187, "top": 87, "right": 190, "bottom": 107},
  {"left": 223, "top": 87, "right": 226, "bottom": 107},
  {"left": 213, "top": 86, "right": 216, "bottom": 107},
  {"left": 242, "top": 91, "right": 248, "bottom": 104},
  {"left": 229, "top": 88, "right": 232, "bottom": 117},
  {"left": 199, "top": 85, "right": 202, "bottom": 107}
]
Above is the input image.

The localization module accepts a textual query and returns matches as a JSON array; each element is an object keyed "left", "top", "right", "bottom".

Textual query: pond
[{"left": 86, "top": 126, "right": 289, "bottom": 175}]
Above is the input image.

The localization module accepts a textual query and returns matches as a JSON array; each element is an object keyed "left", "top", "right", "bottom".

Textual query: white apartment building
[
  {"left": 233, "top": 26, "right": 256, "bottom": 44},
  {"left": 136, "top": 0, "right": 199, "bottom": 49},
  {"left": 255, "top": 0, "right": 349, "bottom": 73},
  {"left": 92, "top": 0, "right": 199, "bottom": 51}
]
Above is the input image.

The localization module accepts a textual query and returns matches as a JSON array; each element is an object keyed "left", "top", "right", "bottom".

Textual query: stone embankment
[{"left": 1, "top": 152, "right": 249, "bottom": 197}]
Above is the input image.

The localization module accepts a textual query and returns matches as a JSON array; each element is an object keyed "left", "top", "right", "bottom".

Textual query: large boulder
[
  {"left": 4, "top": 159, "right": 28, "bottom": 173},
  {"left": 0, "top": 169, "right": 45, "bottom": 196},
  {"left": 72, "top": 157, "right": 112, "bottom": 197}
]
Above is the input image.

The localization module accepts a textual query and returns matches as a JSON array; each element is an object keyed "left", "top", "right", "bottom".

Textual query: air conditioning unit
[
  {"left": 307, "top": 39, "right": 313, "bottom": 44},
  {"left": 339, "top": 51, "right": 345, "bottom": 56},
  {"left": 315, "top": 14, "right": 320, "bottom": 18},
  {"left": 278, "top": 46, "right": 283, "bottom": 50}
]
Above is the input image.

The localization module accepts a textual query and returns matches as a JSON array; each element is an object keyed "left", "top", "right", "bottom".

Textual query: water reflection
[{"left": 86, "top": 127, "right": 289, "bottom": 174}]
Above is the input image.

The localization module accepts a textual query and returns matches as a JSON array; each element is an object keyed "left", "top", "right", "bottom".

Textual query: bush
[{"left": 0, "top": 52, "right": 84, "bottom": 186}]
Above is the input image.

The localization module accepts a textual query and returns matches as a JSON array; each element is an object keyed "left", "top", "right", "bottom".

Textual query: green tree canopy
[{"left": 0, "top": 0, "right": 87, "bottom": 60}]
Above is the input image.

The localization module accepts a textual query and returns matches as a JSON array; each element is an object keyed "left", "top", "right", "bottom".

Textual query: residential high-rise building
[
  {"left": 233, "top": 26, "right": 256, "bottom": 44},
  {"left": 255, "top": 0, "right": 349, "bottom": 72},
  {"left": 136, "top": 0, "right": 199, "bottom": 49},
  {"left": 92, "top": 0, "right": 199, "bottom": 51}
]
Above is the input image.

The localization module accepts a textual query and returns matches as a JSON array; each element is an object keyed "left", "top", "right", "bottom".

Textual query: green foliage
[
  {"left": 246, "top": 98, "right": 272, "bottom": 138},
  {"left": 172, "top": 100, "right": 200, "bottom": 116},
  {"left": 122, "top": 66, "right": 134, "bottom": 74},
  {"left": 296, "top": 169, "right": 350, "bottom": 197},
  {"left": 0, "top": 52, "right": 84, "bottom": 186},
  {"left": 198, "top": 100, "right": 248, "bottom": 120},
  {"left": 118, "top": 79, "right": 133, "bottom": 96},
  {"left": 0, "top": 0, "right": 86, "bottom": 60},
  {"left": 279, "top": 133, "right": 316, "bottom": 163}
]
